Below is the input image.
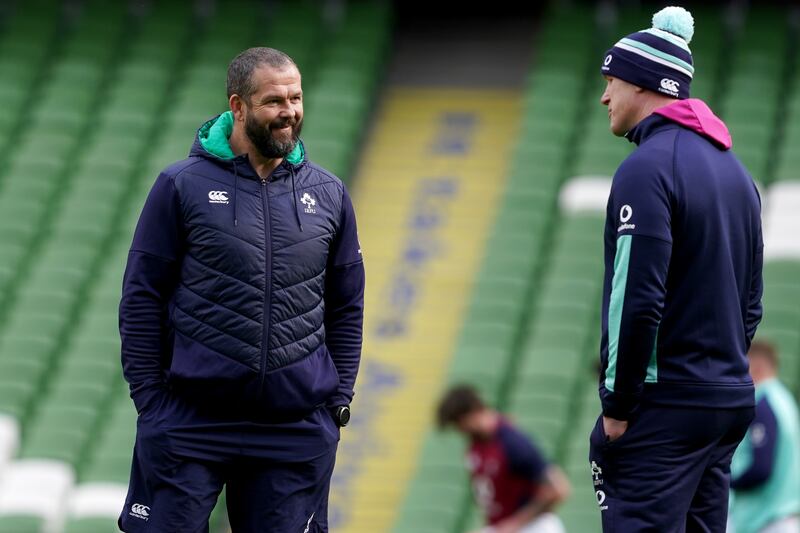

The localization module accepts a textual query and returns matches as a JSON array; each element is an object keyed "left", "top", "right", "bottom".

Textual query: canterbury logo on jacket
[
  {"left": 120, "top": 112, "right": 365, "bottom": 423},
  {"left": 600, "top": 99, "right": 763, "bottom": 419}
]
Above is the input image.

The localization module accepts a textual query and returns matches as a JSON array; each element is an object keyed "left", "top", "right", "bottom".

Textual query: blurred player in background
[
  {"left": 591, "top": 6, "right": 763, "bottom": 532},
  {"left": 118, "top": 47, "right": 364, "bottom": 532},
  {"left": 729, "top": 340, "right": 800, "bottom": 533},
  {"left": 437, "top": 385, "right": 570, "bottom": 533}
]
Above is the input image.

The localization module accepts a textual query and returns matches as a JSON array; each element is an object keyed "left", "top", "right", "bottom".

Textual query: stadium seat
[
  {"left": 764, "top": 183, "right": 800, "bottom": 259},
  {"left": 63, "top": 483, "right": 127, "bottom": 532},
  {"left": 558, "top": 176, "right": 612, "bottom": 214},
  {"left": 0, "top": 416, "right": 19, "bottom": 474},
  {"left": 0, "top": 459, "right": 75, "bottom": 532}
]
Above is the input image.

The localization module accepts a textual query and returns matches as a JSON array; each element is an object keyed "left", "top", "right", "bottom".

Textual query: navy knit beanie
[{"left": 601, "top": 6, "right": 695, "bottom": 99}]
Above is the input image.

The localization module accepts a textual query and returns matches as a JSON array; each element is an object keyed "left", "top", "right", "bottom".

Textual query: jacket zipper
[{"left": 258, "top": 177, "right": 271, "bottom": 395}]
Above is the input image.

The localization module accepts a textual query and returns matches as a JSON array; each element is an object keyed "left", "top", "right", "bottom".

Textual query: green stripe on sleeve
[
  {"left": 605, "top": 235, "right": 632, "bottom": 393},
  {"left": 645, "top": 327, "right": 658, "bottom": 383}
]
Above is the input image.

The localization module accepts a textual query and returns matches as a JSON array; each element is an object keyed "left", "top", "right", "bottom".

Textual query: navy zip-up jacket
[
  {"left": 600, "top": 99, "right": 762, "bottom": 420},
  {"left": 119, "top": 112, "right": 364, "bottom": 459}
]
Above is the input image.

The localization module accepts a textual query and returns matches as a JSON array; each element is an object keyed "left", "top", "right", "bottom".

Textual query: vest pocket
[{"left": 259, "top": 345, "right": 340, "bottom": 417}]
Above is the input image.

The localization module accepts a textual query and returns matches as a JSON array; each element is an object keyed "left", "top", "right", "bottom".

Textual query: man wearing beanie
[{"left": 589, "top": 6, "right": 763, "bottom": 532}]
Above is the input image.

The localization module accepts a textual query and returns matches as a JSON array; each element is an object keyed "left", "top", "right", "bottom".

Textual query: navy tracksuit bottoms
[
  {"left": 118, "top": 416, "right": 337, "bottom": 533},
  {"left": 589, "top": 405, "right": 753, "bottom": 533}
]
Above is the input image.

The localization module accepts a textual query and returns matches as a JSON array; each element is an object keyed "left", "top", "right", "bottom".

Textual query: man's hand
[{"left": 602, "top": 416, "right": 628, "bottom": 442}]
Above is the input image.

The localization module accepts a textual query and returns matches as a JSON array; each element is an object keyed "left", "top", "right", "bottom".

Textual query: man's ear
[
  {"left": 229, "top": 94, "right": 246, "bottom": 121},
  {"left": 634, "top": 85, "right": 646, "bottom": 93}
]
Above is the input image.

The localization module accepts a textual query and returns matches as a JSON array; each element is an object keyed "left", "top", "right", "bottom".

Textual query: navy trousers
[
  {"left": 589, "top": 405, "right": 753, "bottom": 533},
  {"left": 119, "top": 410, "right": 337, "bottom": 533}
]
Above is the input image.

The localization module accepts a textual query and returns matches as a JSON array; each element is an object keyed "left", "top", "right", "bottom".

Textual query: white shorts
[
  {"left": 760, "top": 515, "right": 800, "bottom": 533},
  {"left": 520, "top": 513, "right": 566, "bottom": 533},
  {"left": 481, "top": 513, "right": 565, "bottom": 533}
]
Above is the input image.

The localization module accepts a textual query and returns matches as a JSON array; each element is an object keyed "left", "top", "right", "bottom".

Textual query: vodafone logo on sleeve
[{"left": 618, "top": 205, "right": 636, "bottom": 232}]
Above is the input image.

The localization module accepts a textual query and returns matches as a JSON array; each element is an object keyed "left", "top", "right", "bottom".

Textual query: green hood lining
[{"left": 198, "top": 111, "right": 304, "bottom": 165}]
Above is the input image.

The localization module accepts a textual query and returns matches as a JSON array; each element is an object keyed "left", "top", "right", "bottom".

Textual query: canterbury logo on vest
[
  {"left": 301, "top": 192, "right": 317, "bottom": 214},
  {"left": 659, "top": 78, "right": 680, "bottom": 97},
  {"left": 130, "top": 503, "right": 150, "bottom": 520},
  {"left": 208, "top": 190, "right": 229, "bottom": 204}
]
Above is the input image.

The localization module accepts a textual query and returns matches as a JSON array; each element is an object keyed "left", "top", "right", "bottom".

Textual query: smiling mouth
[{"left": 271, "top": 125, "right": 293, "bottom": 135}]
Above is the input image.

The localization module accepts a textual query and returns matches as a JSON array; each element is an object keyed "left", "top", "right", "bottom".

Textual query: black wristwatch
[{"left": 333, "top": 405, "right": 351, "bottom": 427}]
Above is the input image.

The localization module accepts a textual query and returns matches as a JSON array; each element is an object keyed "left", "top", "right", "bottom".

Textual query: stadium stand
[
  {"left": 543, "top": 178, "right": 609, "bottom": 533},
  {"left": 392, "top": 6, "right": 596, "bottom": 532},
  {"left": 0, "top": 1, "right": 797, "bottom": 532},
  {"left": 300, "top": 2, "right": 391, "bottom": 179},
  {"left": 0, "top": 0, "right": 61, "bottom": 304},
  {"left": 717, "top": 7, "right": 789, "bottom": 184},
  {"left": 774, "top": 27, "right": 800, "bottom": 184},
  {"left": 756, "top": 8, "right": 800, "bottom": 402},
  {"left": 0, "top": 1, "right": 389, "bottom": 531},
  {"left": 683, "top": 7, "right": 725, "bottom": 104},
  {"left": 760, "top": 182, "right": 800, "bottom": 394},
  {"left": 335, "top": 87, "right": 523, "bottom": 531},
  {"left": 394, "top": 3, "right": 799, "bottom": 533}
]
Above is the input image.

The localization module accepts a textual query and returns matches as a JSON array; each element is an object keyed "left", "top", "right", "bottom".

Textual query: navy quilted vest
[{"left": 163, "top": 118, "right": 344, "bottom": 416}]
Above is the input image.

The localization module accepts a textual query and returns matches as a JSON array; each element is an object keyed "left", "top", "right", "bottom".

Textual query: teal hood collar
[
  {"left": 197, "top": 111, "right": 305, "bottom": 165},
  {"left": 193, "top": 112, "right": 307, "bottom": 233}
]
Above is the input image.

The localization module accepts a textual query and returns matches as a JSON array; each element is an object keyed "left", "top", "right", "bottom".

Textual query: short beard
[{"left": 245, "top": 111, "right": 303, "bottom": 159}]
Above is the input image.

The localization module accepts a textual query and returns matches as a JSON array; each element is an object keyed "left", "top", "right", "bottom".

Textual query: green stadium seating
[
  {"left": 299, "top": 3, "right": 391, "bottom": 179},
  {"left": 773, "top": 29, "right": 800, "bottom": 182},
  {"left": 0, "top": 0, "right": 391, "bottom": 529},
  {"left": 0, "top": 515, "right": 42, "bottom": 533},
  {"left": 719, "top": 7, "right": 789, "bottom": 182},
  {"left": 395, "top": 5, "right": 600, "bottom": 531},
  {"left": 398, "top": 3, "right": 799, "bottom": 531},
  {"left": 63, "top": 517, "right": 119, "bottom": 533},
  {"left": 0, "top": 2, "right": 795, "bottom": 532}
]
